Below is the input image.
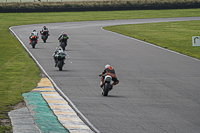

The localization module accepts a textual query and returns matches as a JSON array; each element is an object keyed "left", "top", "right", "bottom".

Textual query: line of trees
[{"left": 0, "top": 1, "right": 200, "bottom": 13}]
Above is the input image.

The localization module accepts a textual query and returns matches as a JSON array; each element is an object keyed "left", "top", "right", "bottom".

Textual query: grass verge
[
  {"left": 104, "top": 20, "right": 200, "bottom": 59},
  {"left": 0, "top": 9, "right": 200, "bottom": 132}
]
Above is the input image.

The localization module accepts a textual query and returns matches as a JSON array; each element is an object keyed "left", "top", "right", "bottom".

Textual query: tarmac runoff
[{"left": 9, "top": 78, "right": 94, "bottom": 133}]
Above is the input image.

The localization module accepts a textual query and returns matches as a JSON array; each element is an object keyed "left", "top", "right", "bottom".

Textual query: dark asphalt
[{"left": 11, "top": 17, "right": 200, "bottom": 133}]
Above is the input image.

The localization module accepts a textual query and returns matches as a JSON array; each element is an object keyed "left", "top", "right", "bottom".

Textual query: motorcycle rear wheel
[
  {"left": 60, "top": 42, "right": 66, "bottom": 51},
  {"left": 42, "top": 36, "right": 47, "bottom": 43},
  {"left": 58, "top": 61, "right": 63, "bottom": 71},
  {"left": 32, "top": 41, "right": 36, "bottom": 48},
  {"left": 103, "top": 83, "right": 110, "bottom": 96}
]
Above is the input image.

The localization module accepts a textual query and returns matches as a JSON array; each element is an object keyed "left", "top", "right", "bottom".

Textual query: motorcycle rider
[
  {"left": 100, "top": 64, "right": 119, "bottom": 90},
  {"left": 58, "top": 31, "right": 69, "bottom": 47},
  {"left": 40, "top": 26, "right": 49, "bottom": 38},
  {"left": 29, "top": 30, "right": 38, "bottom": 44},
  {"left": 52, "top": 46, "right": 67, "bottom": 67}
]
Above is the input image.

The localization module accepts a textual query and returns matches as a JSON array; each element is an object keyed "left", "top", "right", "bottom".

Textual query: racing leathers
[
  {"left": 29, "top": 30, "right": 38, "bottom": 44},
  {"left": 40, "top": 26, "right": 49, "bottom": 37},
  {"left": 58, "top": 32, "right": 69, "bottom": 46},
  {"left": 52, "top": 47, "right": 67, "bottom": 67}
]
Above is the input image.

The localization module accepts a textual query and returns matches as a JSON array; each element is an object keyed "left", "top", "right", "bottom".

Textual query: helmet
[
  {"left": 105, "top": 64, "right": 110, "bottom": 69},
  {"left": 56, "top": 46, "right": 61, "bottom": 50},
  {"left": 43, "top": 26, "right": 46, "bottom": 29},
  {"left": 33, "top": 30, "right": 36, "bottom": 32},
  {"left": 61, "top": 31, "right": 66, "bottom": 35}
]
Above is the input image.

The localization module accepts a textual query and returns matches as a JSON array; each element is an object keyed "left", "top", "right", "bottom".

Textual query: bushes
[{"left": 0, "top": 0, "right": 200, "bottom": 12}]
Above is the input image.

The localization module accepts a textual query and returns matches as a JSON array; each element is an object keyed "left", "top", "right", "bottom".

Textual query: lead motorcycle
[{"left": 99, "top": 74, "right": 113, "bottom": 96}]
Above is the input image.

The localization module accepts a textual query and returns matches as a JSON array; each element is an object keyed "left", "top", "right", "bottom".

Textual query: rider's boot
[
  {"left": 100, "top": 77, "right": 104, "bottom": 88},
  {"left": 110, "top": 83, "right": 114, "bottom": 90},
  {"left": 100, "top": 84, "right": 104, "bottom": 88},
  {"left": 54, "top": 58, "right": 57, "bottom": 67},
  {"left": 29, "top": 39, "right": 32, "bottom": 44}
]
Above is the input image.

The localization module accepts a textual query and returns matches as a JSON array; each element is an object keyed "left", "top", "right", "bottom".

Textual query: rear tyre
[
  {"left": 103, "top": 83, "right": 110, "bottom": 96},
  {"left": 58, "top": 61, "right": 63, "bottom": 71},
  {"left": 42, "top": 36, "right": 46, "bottom": 43},
  {"left": 32, "top": 41, "right": 36, "bottom": 48},
  {"left": 60, "top": 42, "right": 66, "bottom": 51}
]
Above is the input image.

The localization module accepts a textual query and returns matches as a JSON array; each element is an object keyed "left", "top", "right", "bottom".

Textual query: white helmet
[
  {"left": 105, "top": 64, "right": 110, "bottom": 69},
  {"left": 56, "top": 46, "right": 62, "bottom": 50}
]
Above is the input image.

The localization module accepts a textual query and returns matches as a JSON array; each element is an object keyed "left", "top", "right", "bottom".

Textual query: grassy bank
[{"left": 0, "top": 9, "right": 200, "bottom": 132}]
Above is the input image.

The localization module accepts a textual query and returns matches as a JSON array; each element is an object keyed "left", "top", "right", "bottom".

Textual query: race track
[{"left": 11, "top": 17, "right": 200, "bottom": 133}]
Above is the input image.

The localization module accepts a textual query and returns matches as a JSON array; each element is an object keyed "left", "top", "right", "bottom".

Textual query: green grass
[
  {"left": 0, "top": 9, "right": 200, "bottom": 132},
  {"left": 104, "top": 20, "right": 200, "bottom": 59},
  {"left": 1, "top": 8, "right": 200, "bottom": 25}
]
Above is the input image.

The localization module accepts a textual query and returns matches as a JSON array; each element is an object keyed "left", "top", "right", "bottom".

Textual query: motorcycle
[
  {"left": 54, "top": 51, "right": 66, "bottom": 71},
  {"left": 30, "top": 36, "right": 38, "bottom": 48},
  {"left": 99, "top": 74, "right": 113, "bottom": 96},
  {"left": 40, "top": 30, "right": 49, "bottom": 43}
]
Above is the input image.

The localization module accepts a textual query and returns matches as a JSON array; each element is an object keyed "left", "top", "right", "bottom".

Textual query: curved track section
[{"left": 11, "top": 17, "right": 200, "bottom": 133}]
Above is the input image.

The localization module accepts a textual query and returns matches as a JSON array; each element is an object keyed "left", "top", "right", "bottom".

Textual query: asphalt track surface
[{"left": 12, "top": 17, "right": 200, "bottom": 133}]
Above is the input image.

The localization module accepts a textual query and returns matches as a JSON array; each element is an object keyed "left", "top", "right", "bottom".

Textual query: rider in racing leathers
[
  {"left": 100, "top": 64, "right": 119, "bottom": 90},
  {"left": 40, "top": 26, "right": 49, "bottom": 38},
  {"left": 29, "top": 30, "right": 39, "bottom": 44},
  {"left": 52, "top": 47, "right": 67, "bottom": 67},
  {"left": 58, "top": 31, "right": 69, "bottom": 46}
]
